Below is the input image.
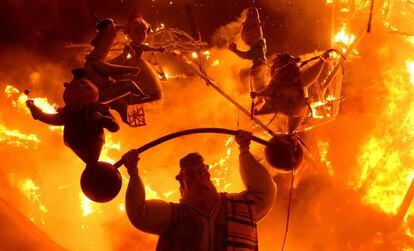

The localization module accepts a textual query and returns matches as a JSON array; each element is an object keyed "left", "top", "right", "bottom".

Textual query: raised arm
[
  {"left": 109, "top": 44, "right": 133, "bottom": 65},
  {"left": 90, "top": 110, "right": 120, "bottom": 132},
  {"left": 124, "top": 150, "right": 172, "bottom": 235},
  {"left": 253, "top": 81, "right": 274, "bottom": 98},
  {"left": 236, "top": 131, "right": 276, "bottom": 221},
  {"left": 26, "top": 100, "right": 65, "bottom": 126},
  {"left": 141, "top": 44, "right": 165, "bottom": 52},
  {"left": 228, "top": 42, "right": 250, "bottom": 60}
]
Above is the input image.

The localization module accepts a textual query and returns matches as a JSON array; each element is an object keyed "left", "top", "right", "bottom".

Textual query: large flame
[
  {"left": 353, "top": 58, "right": 414, "bottom": 217},
  {"left": 0, "top": 124, "right": 41, "bottom": 148},
  {"left": 406, "top": 59, "right": 414, "bottom": 85},
  {"left": 333, "top": 23, "right": 357, "bottom": 54}
]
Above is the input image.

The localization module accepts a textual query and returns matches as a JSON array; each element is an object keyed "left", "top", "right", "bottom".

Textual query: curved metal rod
[{"left": 114, "top": 128, "right": 270, "bottom": 168}]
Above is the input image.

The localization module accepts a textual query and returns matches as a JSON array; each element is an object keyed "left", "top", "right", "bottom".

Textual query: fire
[
  {"left": 211, "top": 59, "right": 221, "bottom": 66},
  {"left": 353, "top": 64, "right": 414, "bottom": 217},
  {"left": 145, "top": 184, "right": 161, "bottom": 199},
  {"left": 5, "top": 85, "right": 19, "bottom": 97},
  {"left": 209, "top": 136, "right": 236, "bottom": 191},
  {"left": 203, "top": 50, "right": 211, "bottom": 60},
  {"left": 317, "top": 140, "right": 334, "bottom": 176},
  {"left": 407, "top": 37, "right": 414, "bottom": 46},
  {"left": 155, "top": 23, "right": 165, "bottom": 31},
  {"left": 326, "top": 0, "right": 370, "bottom": 10},
  {"left": 4, "top": 84, "right": 58, "bottom": 114},
  {"left": 333, "top": 23, "right": 356, "bottom": 53},
  {"left": 80, "top": 192, "right": 102, "bottom": 217},
  {"left": 406, "top": 59, "right": 414, "bottom": 85},
  {"left": 99, "top": 134, "right": 121, "bottom": 163},
  {"left": 8, "top": 175, "right": 49, "bottom": 225},
  {"left": 19, "top": 178, "right": 48, "bottom": 213},
  {"left": 0, "top": 124, "right": 41, "bottom": 148}
]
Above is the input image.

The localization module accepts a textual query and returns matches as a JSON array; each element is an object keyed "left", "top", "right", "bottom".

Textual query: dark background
[{"left": 0, "top": 0, "right": 331, "bottom": 62}]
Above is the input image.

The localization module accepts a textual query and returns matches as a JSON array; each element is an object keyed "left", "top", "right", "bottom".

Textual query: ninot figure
[
  {"left": 122, "top": 130, "right": 276, "bottom": 251},
  {"left": 251, "top": 52, "right": 330, "bottom": 133},
  {"left": 26, "top": 68, "right": 120, "bottom": 165},
  {"left": 109, "top": 12, "right": 165, "bottom": 102},
  {"left": 229, "top": 7, "right": 268, "bottom": 93},
  {"left": 85, "top": 17, "right": 150, "bottom": 125}
]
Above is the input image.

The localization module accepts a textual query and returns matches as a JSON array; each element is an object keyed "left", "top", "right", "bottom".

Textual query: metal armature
[{"left": 147, "top": 27, "right": 208, "bottom": 52}]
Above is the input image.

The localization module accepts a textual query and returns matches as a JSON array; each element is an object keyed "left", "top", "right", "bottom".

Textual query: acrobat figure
[
  {"left": 251, "top": 51, "right": 330, "bottom": 133},
  {"left": 26, "top": 68, "right": 120, "bottom": 165},
  {"left": 228, "top": 7, "right": 268, "bottom": 93},
  {"left": 84, "top": 17, "right": 150, "bottom": 125},
  {"left": 109, "top": 12, "right": 165, "bottom": 102},
  {"left": 122, "top": 130, "right": 276, "bottom": 250}
]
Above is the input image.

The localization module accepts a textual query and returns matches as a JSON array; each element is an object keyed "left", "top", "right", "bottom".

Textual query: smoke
[{"left": 210, "top": 9, "right": 246, "bottom": 48}]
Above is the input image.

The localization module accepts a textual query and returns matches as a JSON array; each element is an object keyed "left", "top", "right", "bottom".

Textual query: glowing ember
[
  {"left": 203, "top": 50, "right": 211, "bottom": 59},
  {"left": 211, "top": 59, "right": 220, "bottom": 66},
  {"left": 119, "top": 202, "right": 125, "bottom": 212},
  {"left": 155, "top": 23, "right": 165, "bottom": 31}
]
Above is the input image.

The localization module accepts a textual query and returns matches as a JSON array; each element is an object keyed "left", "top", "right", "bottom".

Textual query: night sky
[{"left": 0, "top": 0, "right": 331, "bottom": 62}]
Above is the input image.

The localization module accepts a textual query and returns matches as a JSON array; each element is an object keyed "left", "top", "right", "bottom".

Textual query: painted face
[
  {"left": 63, "top": 78, "right": 99, "bottom": 106},
  {"left": 247, "top": 7, "right": 259, "bottom": 18},
  {"left": 91, "top": 19, "right": 117, "bottom": 47},
  {"left": 125, "top": 19, "right": 148, "bottom": 44},
  {"left": 180, "top": 164, "right": 215, "bottom": 195}
]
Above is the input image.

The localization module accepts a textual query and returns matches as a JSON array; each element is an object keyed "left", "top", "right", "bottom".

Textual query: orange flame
[
  {"left": 406, "top": 59, "right": 414, "bottom": 85},
  {"left": 317, "top": 140, "right": 334, "bottom": 176},
  {"left": 0, "top": 124, "right": 41, "bottom": 148},
  {"left": 354, "top": 65, "right": 414, "bottom": 216},
  {"left": 333, "top": 23, "right": 356, "bottom": 54}
]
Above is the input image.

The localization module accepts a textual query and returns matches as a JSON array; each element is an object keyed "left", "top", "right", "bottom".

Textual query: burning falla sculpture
[
  {"left": 228, "top": 7, "right": 268, "bottom": 92},
  {"left": 109, "top": 13, "right": 165, "bottom": 102},
  {"left": 84, "top": 17, "right": 151, "bottom": 126},
  {"left": 251, "top": 52, "right": 330, "bottom": 133},
  {"left": 26, "top": 68, "right": 120, "bottom": 165}
]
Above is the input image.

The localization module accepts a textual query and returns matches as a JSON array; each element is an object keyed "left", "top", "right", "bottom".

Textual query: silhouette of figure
[
  {"left": 84, "top": 18, "right": 149, "bottom": 125},
  {"left": 122, "top": 130, "right": 276, "bottom": 251},
  {"left": 251, "top": 52, "right": 329, "bottom": 133},
  {"left": 110, "top": 13, "right": 165, "bottom": 102},
  {"left": 26, "top": 68, "right": 120, "bottom": 165},
  {"left": 229, "top": 7, "right": 268, "bottom": 93}
]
